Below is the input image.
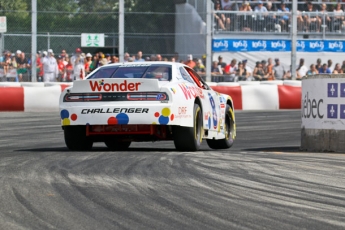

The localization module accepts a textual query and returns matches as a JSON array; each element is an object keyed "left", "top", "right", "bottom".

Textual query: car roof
[{"left": 99, "top": 61, "right": 187, "bottom": 68}]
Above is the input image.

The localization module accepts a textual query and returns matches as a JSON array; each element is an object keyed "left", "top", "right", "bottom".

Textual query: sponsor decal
[
  {"left": 170, "top": 88, "right": 176, "bottom": 94},
  {"left": 204, "top": 112, "right": 211, "bottom": 129},
  {"left": 208, "top": 93, "right": 218, "bottom": 129},
  {"left": 327, "top": 83, "right": 338, "bottom": 97},
  {"left": 153, "top": 107, "right": 174, "bottom": 125},
  {"left": 81, "top": 108, "right": 149, "bottom": 114},
  {"left": 178, "top": 83, "right": 205, "bottom": 100},
  {"left": 156, "top": 93, "right": 165, "bottom": 100},
  {"left": 60, "top": 109, "right": 78, "bottom": 125},
  {"left": 270, "top": 41, "right": 286, "bottom": 49},
  {"left": 338, "top": 104, "right": 345, "bottom": 119},
  {"left": 297, "top": 41, "right": 306, "bottom": 50},
  {"left": 108, "top": 113, "right": 129, "bottom": 125},
  {"left": 90, "top": 79, "right": 141, "bottom": 92},
  {"left": 328, "top": 41, "right": 343, "bottom": 50},
  {"left": 232, "top": 40, "right": 248, "bottom": 49},
  {"left": 341, "top": 83, "right": 345, "bottom": 97},
  {"left": 327, "top": 104, "right": 338, "bottom": 119},
  {"left": 213, "top": 40, "right": 229, "bottom": 49},
  {"left": 251, "top": 40, "right": 267, "bottom": 49},
  {"left": 301, "top": 92, "right": 324, "bottom": 119},
  {"left": 340, "top": 105, "right": 345, "bottom": 119},
  {"left": 213, "top": 39, "right": 345, "bottom": 52},
  {"left": 175, "top": 106, "right": 191, "bottom": 119},
  {"left": 178, "top": 107, "right": 187, "bottom": 115},
  {"left": 119, "top": 64, "right": 150, "bottom": 67},
  {"left": 309, "top": 41, "right": 324, "bottom": 50}
]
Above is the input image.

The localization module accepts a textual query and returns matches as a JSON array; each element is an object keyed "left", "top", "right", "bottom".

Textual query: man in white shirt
[
  {"left": 42, "top": 49, "right": 58, "bottom": 82},
  {"left": 220, "top": 0, "right": 232, "bottom": 10},
  {"left": 70, "top": 48, "right": 85, "bottom": 81},
  {"left": 296, "top": 58, "right": 308, "bottom": 79}
]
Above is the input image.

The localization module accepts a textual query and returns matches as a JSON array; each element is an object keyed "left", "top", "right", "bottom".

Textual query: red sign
[{"left": 90, "top": 80, "right": 141, "bottom": 92}]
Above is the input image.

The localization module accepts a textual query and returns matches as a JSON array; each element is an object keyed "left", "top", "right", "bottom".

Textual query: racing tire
[
  {"left": 206, "top": 104, "right": 235, "bottom": 149},
  {"left": 64, "top": 126, "right": 93, "bottom": 151},
  {"left": 105, "top": 140, "right": 131, "bottom": 151},
  {"left": 173, "top": 103, "right": 203, "bottom": 151}
]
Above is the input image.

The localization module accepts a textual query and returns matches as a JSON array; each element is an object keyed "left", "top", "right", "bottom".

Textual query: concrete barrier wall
[
  {"left": 0, "top": 81, "right": 301, "bottom": 112},
  {"left": 300, "top": 75, "right": 345, "bottom": 152},
  {"left": 0, "top": 83, "right": 71, "bottom": 112}
]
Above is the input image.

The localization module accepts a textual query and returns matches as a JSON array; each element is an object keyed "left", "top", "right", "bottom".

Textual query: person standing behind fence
[
  {"left": 36, "top": 53, "right": 43, "bottom": 82},
  {"left": 16, "top": 51, "right": 29, "bottom": 82},
  {"left": 65, "top": 57, "right": 73, "bottom": 82},
  {"left": 71, "top": 48, "right": 85, "bottom": 81},
  {"left": 272, "top": 58, "right": 286, "bottom": 80},
  {"left": 184, "top": 54, "right": 196, "bottom": 68},
  {"left": 84, "top": 53, "right": 93, "bottom": 75},
  {"left": 242, "top": 59, "right": 253, "bottom": 80},
  {"left": 2, "top": 51, "right": 12, "bottom": 77},
  {"left": 57, "top": 56, "right": 66, "bottom": 82},
  {"left": 42, "top": 49, "right": 58, "bottom": 82},
  {"left": 224, "top": 59, "right": 237, "bottom": 81}
]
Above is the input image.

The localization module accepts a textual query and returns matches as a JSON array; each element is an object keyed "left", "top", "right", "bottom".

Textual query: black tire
[
  {"left": 206, "top": 104, "right": 235, "bottom": 149},
  {"left": 173, "top": 103, "right": 203, "bottom": 151},
  {"left": 64, "top": 126, "right": 93, "bottom": 151},
  {"left": 105, "top": 140, "right": 131, "bottom": 151}
]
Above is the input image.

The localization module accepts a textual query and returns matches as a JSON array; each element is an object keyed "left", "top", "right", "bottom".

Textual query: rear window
[{"left": 87, "top": 64, "right": 172, "bottom": 81}]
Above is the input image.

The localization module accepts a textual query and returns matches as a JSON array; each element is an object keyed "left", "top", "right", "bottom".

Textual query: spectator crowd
[
  {"left": 0, "top": 48, "right": 344, "bottom": 83},
  {"left": 211, "top": 55, "right": 344, "bottom": 82},
  {"left": 214, "top": 0, "right": 345, "bottom": 32}
]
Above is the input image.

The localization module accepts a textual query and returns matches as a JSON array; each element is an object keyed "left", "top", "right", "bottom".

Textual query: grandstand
[{"left": 175, "top": 0, "right": 345, "bottom": 76}]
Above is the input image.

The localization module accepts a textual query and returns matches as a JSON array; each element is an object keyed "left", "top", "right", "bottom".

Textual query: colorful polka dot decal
[
  {"left": 107, "top": 113, "right": 129, "bottom": 125},
  {"left": 154, "top": 107, "right": 174, "bottom": 125},
  {"left": 60, "top": 109, "right": 78, "bottom": 125},
  {"left": 71, "top": 114, "right": 78, "bottom": 121}
]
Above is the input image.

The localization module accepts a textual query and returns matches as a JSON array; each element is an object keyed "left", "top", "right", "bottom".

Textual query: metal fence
[
  {"left": 213, "top": 11, "right": 345, "bottom": 35},
  {"left": 1, "top": 2, "right": 176, "bottom": 58}
]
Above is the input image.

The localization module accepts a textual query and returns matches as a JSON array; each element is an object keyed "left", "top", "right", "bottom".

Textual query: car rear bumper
[{"left": 59, "top": 103, "right": 192, "bottom": 127}]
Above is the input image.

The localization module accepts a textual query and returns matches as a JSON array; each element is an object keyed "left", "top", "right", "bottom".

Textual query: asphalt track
[{"left": 0, "top": 111, "right": 345, "bottom": 230}]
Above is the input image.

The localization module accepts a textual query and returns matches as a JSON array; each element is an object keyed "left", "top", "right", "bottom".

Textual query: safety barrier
[
  {"left": 0, "top": 83, "right": 71, "bottom": 112},
  {"left": 301, "top": 74, "right": 345, "bottom": 152},
  {"left": 0, "top": 81, "right": 301, "bottom": 112}
]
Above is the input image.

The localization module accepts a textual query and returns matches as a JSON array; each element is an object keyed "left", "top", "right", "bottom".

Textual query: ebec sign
[{"left": 302, "top": 78, "right": 345, "bottom": 130}]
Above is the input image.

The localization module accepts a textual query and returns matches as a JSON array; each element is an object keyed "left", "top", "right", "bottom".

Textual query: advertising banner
[
  {"left": 301, "top": 78, "right": 345, "bottom": 130},
  {"left": 213, "top": 39, "right": 345, "bottom": 52}
]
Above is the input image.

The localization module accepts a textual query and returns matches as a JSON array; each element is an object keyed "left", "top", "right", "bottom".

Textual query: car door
[{"left": 184, "top": 67, "right": 221, "bottom": 132}]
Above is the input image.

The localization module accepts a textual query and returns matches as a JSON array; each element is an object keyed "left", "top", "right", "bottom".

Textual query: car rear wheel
[
  {"left": 64, "top": 126, "right": 93, "bottom": 151},
  {"left": 105, "top": 140, "right": 131, "bottom": 151},
  {"left": 206, "top": 104, "right": 235, "bottom": 149},
  {"left": 173, "top": 103, "right": 203, "bottom": 151}
]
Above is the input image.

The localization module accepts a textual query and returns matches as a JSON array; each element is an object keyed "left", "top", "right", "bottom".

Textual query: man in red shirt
[
  {"left": 224, "top": 59, "right": 237, "bottom": 75},
  {"left": 184, "top": 54, "right": 196, "bottom": 69},
  {"left": 57, "top": 55, "right": 66, "bottom": 82}
]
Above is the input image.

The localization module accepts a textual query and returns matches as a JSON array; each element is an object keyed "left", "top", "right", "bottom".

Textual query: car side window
[
  {"left": 184, "top": 67, "right": 209, "bottom": 89},
  {"left": 179, "top": 67, "right": 194, "bottom": 83}
]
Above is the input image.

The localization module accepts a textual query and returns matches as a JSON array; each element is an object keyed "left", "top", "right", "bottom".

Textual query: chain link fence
[{"left": 1, "top": 0, "right": 176, "bottom": 58}]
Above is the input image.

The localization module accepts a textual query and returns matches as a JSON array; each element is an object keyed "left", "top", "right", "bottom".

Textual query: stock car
[{"left": 59, "top": 62, "right": 236, "bottom": 151}]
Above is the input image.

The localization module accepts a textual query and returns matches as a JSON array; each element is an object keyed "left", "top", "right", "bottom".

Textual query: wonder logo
[{"left": 89, "top": 80, "right": 141, "bottom": 92}]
